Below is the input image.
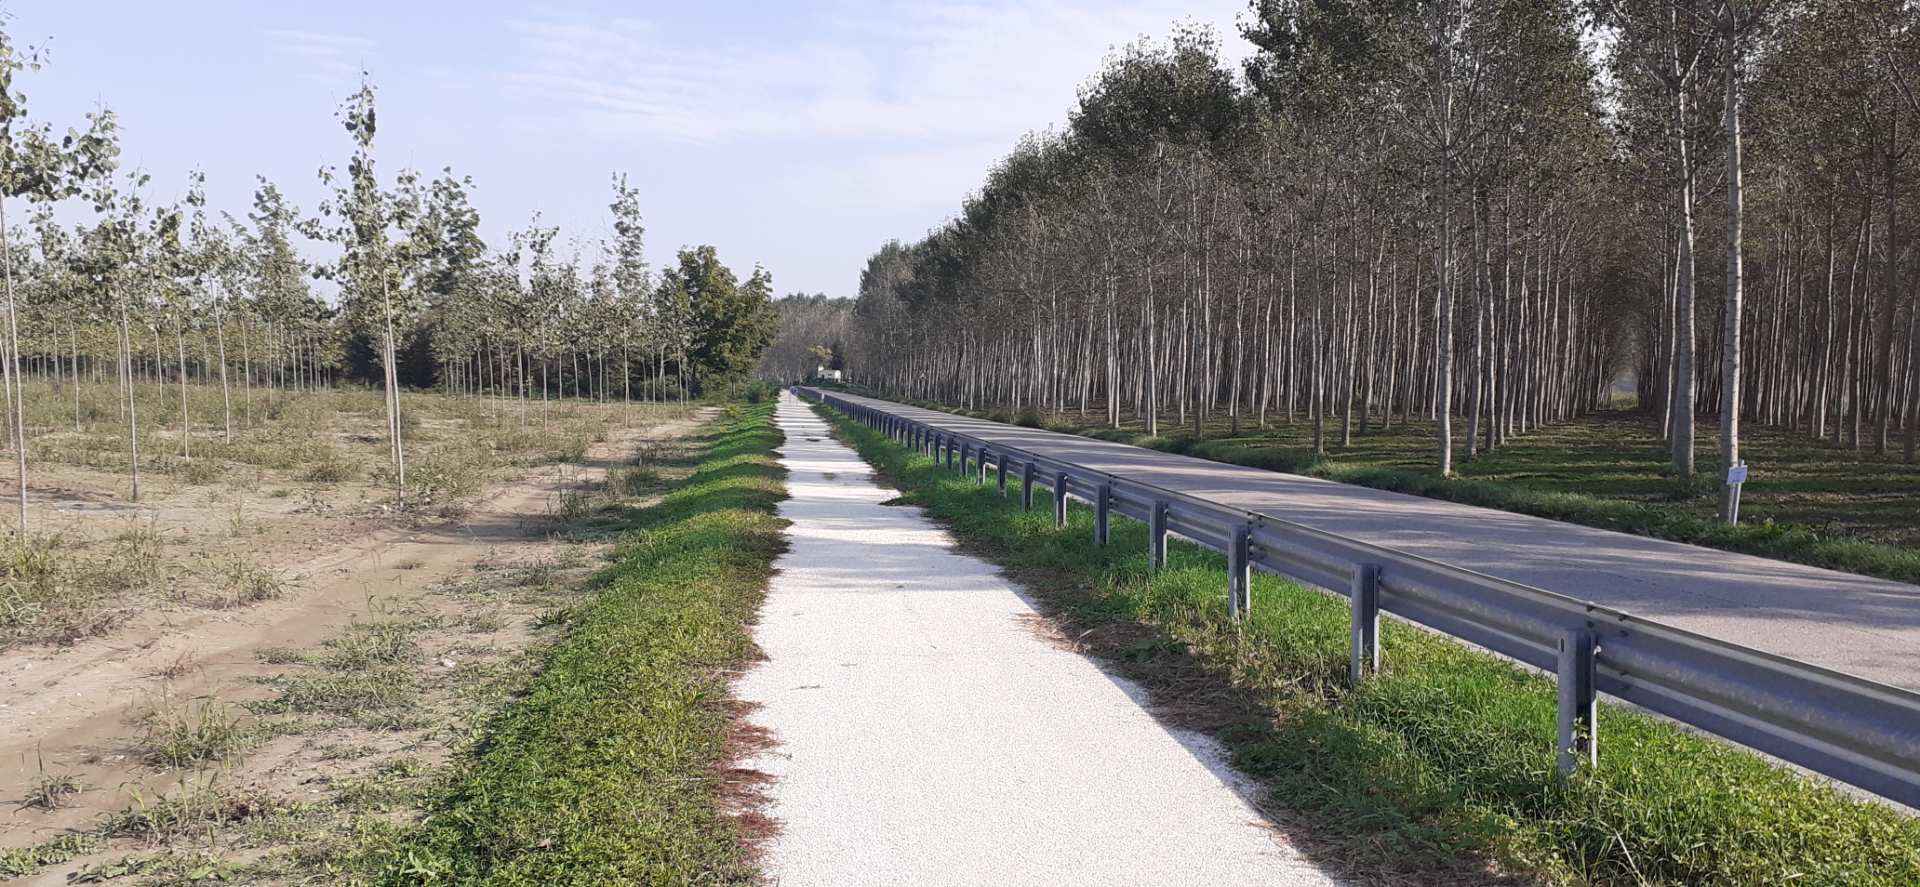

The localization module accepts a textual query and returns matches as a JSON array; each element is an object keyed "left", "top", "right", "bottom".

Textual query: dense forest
[{"left": 843, "top": 0, "right": 1920, "bottom": 520}]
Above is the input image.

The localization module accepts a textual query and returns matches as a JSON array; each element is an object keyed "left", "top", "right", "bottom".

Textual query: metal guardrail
[{"left": 794, "top": 386, "right": 1920, "bottom": 809}]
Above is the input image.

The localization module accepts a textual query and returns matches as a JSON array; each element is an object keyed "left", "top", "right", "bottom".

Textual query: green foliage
[
  {"left": 823, "top": 404, "right": 1920, "bottom": 886},
  {"left": 657, "top": 246, "right": 780, "bottom": 394},
  {"left": 379, "top": 405, "right": 785, "bottom": 885},
  {"left": 0, "top": 835, "right": 105, "bottom": 878}
]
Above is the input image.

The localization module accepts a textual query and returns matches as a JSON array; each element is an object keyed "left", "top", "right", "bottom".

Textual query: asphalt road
[
  {"left": 736, "top": 394, "right": 1342, "bottom": 886},
  {"left": 821, "top": 391, "right": 1920, "bottom": 692}
]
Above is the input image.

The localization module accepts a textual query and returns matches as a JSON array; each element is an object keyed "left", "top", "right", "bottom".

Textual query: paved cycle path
[
  {"left": 815, "top": 391, "right": 1920, "bottom": 691},
  {"left": 733, "top": 393, "right": 1340, "bottom": 886}
]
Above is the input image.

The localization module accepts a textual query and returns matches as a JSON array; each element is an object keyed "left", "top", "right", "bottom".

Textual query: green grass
[
  {"left": 820, "top": 402, "right": 1920, "bottom": 886},
  {"left": 376, "top": 403, "right": 786, "bottom": 886},
  {"left": 0, "top": 834, "right": 105, "bottom": 878},
  {"left": 875, "top": 391, "right": 1920, "bottom": 584}
]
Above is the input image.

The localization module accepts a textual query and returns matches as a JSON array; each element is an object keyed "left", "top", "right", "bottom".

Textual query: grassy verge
[
  {"left": 818, "top": 401, "right": 1920, "bottom": 886},
  {"left": 378, "top": 403, "right": 786, "bottom": 886},
  {"left": 829, "top": 386, "right": 1920, "bottom": 584}
]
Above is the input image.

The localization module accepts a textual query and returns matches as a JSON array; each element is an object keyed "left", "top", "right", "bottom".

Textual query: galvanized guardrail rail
[{"left": 796, "top": 387, "right": 1920, "bottom": 809}]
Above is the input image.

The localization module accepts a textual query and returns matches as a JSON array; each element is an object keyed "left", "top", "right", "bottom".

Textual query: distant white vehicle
[{"left": 816, "top": 367, "right": 844, "bottom": 382}]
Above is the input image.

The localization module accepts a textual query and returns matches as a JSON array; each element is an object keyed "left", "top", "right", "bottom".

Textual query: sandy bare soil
[{"left": 0, "top": 402, "right": 711, "bottom": 874}]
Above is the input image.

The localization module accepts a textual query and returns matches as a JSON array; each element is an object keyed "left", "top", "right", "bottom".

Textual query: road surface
[
  {"left": 816, "top": 391, "right": 1920, "bottom": 692},
  {"left": 733, "top": 393, "right": 1342, "bottom": 886}
]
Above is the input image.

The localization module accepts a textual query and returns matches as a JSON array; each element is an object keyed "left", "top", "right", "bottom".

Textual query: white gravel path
[{"left": 734, "top": 393, "right": 1341, "bottom": 887}]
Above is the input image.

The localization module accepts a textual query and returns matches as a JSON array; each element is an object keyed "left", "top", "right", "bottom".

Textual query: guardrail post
[
  {"left": 1021, "top": 463, "right": 1035, "bottom": 511},
  {"left": 996, "top": 454, "right": 1008, "bottom": 493},
  {"left": 959, "top": 442, "right": 971, "bottom": 474},
  {"left": 1094, "top": 484, "right": 1111, "bottom": 545},
  {"left": 1228, "top": 526, "right": 1251, "bottom": 618},
  {"left": 1556, "top": 629, "right": 1598, "bottom": 778},
  {"left": 1149, "top": 501, "right": 1168, "bottom": 569},
  {"left": 1348, "top": 564, "right": 1379, "bottom": 686},
  {"left": 977, "top": 448, "right": 990, "bottom": 484},
  {"left": 1053, "top": 472, "right": 1069, "bottom": 527}
]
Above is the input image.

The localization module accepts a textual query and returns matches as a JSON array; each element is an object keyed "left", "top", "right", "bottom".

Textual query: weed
[
  {"left": 137, "top": 692, "right": 253, "bottom": 768},
  {"left": 151, "top": 648, "right": 200, "bottom": 679},
  {"left": 323, "top": 621, "right": 421, "bottom": 670},
  {"left": 23, "top": 751, "right": 81, "bottom": 810},
  {"left": 257, "top": 668, "right": 417, "bottom": 719},
  {"left": 608, "top": 464, "right": 663, "bottom": 496},
  {"left": 104, "top": 778, "right": 279, "bottom": 845},
  {"left": 547, "top": 434, "right": 590, "bottom": 464},
  {"left": 213, "top": 554, "right": 287, "bottom": 607},
  {"left": 302, "top": 447, "right": 360, "bottom": 483},
  {"left": 0, "top": 834, "right": 105, "bottom": 878},
  {"left": 555, "top": 486, "right": 596, "bottom": 522},
  {"left": 255, "top": 646, "right": 308, "bottom": 665},
  {"left": 102, "top": 518, "right": 166, "bottom": 595}
]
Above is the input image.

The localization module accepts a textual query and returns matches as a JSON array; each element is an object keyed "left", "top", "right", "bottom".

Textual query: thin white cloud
[
  {"left": 262, "top": 28, "right": 375, "bottom": 82},
  {"left": 501, "top": 1, "right": 1249, "bottom": 144}
]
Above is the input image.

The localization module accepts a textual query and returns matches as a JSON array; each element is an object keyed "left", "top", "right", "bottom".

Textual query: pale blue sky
[{"left": 11, "top": 1, "right": 1250, "bottom": 298}]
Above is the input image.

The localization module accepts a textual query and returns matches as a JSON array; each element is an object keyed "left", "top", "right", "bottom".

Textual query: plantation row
[
  {"left": 843, "top": 0, "right": 1920, "bottom": 527},
  {"left": 0, "top": 28, "right": 777, "bottom": 530}
]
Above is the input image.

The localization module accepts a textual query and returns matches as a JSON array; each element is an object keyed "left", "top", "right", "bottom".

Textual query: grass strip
[
  {"left": 819, "top": 401, "right": 1920, "bottom": 886},
  {"left": 379, "top": 403, "right": 785, "bottom": 886},
  {"left": 850, "top": 388, "right": 1920, "bottom": 584}
]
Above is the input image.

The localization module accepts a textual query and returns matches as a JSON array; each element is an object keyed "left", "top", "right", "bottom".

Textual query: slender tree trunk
[
  {"left": 1719, "top": 25, "right": 1745, "bottom": 520},
  {"left": 0, "top": 192, "right": 27, "bottom": 533}
]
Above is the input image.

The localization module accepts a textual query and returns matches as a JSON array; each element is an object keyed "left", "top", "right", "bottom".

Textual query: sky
[{"left": 11, "top": 0, "right": 1253, "bottom": 299}]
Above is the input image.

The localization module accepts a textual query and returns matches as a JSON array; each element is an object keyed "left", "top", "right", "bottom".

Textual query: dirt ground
[{"left": 0, "top": 392, "right": 711, "bottom": 882}]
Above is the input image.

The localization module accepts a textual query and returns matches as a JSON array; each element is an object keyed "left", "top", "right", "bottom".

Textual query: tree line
[
  {"left": 843, "top": 0, "right": 1920, "bottom": 521},
  {"left": 0, "top": 26, "right": 777, "bottom": 527},
  {"left": 760, "top": 293, "right": 854, "bottom": 383}
]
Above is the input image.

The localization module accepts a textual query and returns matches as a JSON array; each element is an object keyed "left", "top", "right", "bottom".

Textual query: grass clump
[
  {"left": 821, "top": 403, "right": 1920, "bottom": 887},
  {"left": 380, "top": 403, "right": 785, "bottom": 886},
  {"left": 212, "top": 554, "right": 288, "bottom": 607},
  {"left": 323, "top": 620, "right": 423, "bottom": 670},
  {"left": 302, "top": 448, "right": 359, "bottom": 483},
  {"left": 607, "top": 463, "right": 664, "bottom": 496},
  {"left": 137, "top": 694, "right": 254, "bottom": 768},
  {"left": 258, "top": 668, "right": 418, "bottom": 720},
  {"left": 0, "top": 834, "right": 106, "bottom": 877},
  {"left": 0, "top": 527, "right": 163, "bottom": 647}
]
